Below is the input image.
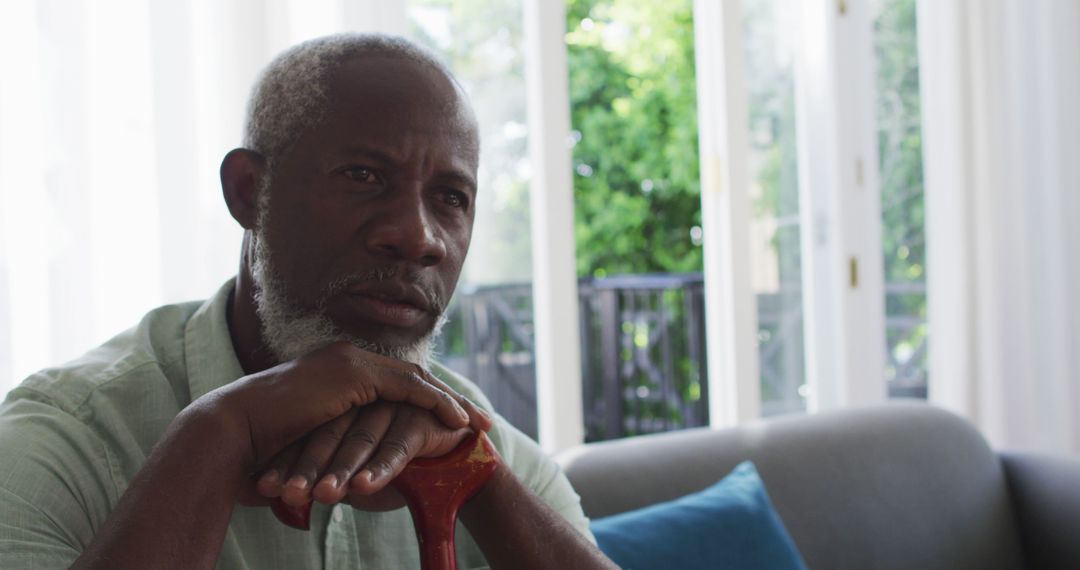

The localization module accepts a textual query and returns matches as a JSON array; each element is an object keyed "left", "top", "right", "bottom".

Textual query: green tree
[{"left": 566, "top": 0, "right": 702, "bottom": 277}]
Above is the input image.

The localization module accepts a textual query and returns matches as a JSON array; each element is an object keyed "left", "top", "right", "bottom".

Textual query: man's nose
[{"left": 364, "top": 188, "right": 447, "bottom": 266}]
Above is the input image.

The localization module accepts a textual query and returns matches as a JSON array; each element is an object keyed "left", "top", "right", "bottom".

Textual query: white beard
[{"left": 249, "top": 220, "right": 445, "bottom": 368}]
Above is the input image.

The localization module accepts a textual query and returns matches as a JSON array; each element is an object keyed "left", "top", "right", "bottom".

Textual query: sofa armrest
[{"left": 1000, "top": 451, "right": 1080, "bottom": 570}]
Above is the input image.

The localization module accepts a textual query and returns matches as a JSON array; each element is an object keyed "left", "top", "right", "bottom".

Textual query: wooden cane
[{"left": 272, "top": 432, "right": 499, "bottom": 570}]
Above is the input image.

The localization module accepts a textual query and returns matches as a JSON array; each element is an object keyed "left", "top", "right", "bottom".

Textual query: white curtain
[
  {"left": 0, "top": 0, "right": 398, "bottom": 395},
  {"left": 919, "top": 0, "right": 1080, "bottom": 455}
]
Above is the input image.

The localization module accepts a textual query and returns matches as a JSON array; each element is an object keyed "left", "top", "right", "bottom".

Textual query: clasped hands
[{"left": 212, "top": 341, "right": 494, "bottom": 514}]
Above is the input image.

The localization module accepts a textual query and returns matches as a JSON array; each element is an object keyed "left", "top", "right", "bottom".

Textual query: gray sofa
[{"left": 557, "top": 402, "right": 1080, "bottom": 569}]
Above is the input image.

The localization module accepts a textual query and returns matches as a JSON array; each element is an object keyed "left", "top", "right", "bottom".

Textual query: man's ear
[{"left": 220, "top": 148, "right": 267, "bottom": 230}]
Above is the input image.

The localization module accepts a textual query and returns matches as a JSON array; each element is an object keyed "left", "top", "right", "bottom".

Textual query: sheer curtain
[
  {"left": 919, "top": 0, "right": 1080, "bottom": 455},
  {"left": 0, "top": 0, "right": 394, "bottom": 395}
]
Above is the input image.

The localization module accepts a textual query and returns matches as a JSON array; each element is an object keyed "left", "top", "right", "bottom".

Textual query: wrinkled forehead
[{"left": 321, "top": 55, "right": 480, "bottom": 161}]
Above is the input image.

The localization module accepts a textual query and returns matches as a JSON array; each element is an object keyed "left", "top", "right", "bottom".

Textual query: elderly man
[{"left": 0, "top": 34, "right": 614, "bottom": 569}]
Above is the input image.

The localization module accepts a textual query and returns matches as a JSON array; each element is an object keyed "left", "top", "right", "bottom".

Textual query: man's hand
[
  {"left": 211, "top": 341, "right": 491, "bottom": 472},
  {"left": 74, "top": 341, "right": 491, "bottom": 570},
  {"left": 248, "top": 393, "right": 619, "bottom": 570},
  {"left": 249, "top": 400, "right": 475, "bottom": 512}
]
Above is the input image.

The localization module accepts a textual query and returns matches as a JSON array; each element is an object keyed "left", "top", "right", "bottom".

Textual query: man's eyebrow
[
  {"left": 343, "top": 146, "right": 477, "bottom": 192},
  {"left": 342, "top": 146, "right": 398, "bottom": 165},
  {"left": 436, "top": 170, "right": 478, "bottom": 193}
]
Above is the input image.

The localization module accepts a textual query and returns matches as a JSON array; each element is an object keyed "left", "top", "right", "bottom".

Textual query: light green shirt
[{"left": 0, "top": 280, "right": 592, "bottom": 569}]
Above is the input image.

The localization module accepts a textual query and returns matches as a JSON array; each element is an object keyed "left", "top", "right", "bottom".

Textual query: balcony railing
[
  {"left": 436, "top": 274, "right": 928, "bottom": 442},
  {"left": 436, "top": 284, "right": 539, "bottom": 438},
  {"left": 884, "top": 280, "right": 928, "bottom": 398},
  {"left": 578, "top": 274, "right": 709, "bottom": 442}
]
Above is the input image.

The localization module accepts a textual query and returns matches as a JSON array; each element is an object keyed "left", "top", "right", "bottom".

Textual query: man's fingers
[
  {"left": 411, "top": 364, "right": 493, "bottom": 433},
  {"left": 366, "top": 365, "right": 471, "bottom": 429},
  {"left": 343, "top": 347, "right": 488, "bottom": 430},
  {"left": 228, "top": 343, "right": 493, "bottom": 471},
  {"left": 365, "top": 360, "right": 492, "bottom": 432},
  {"left": 279, "top": 409, "right": 358, "bottom": 507},
  {"left": 348, "top": 419, "right": 425, "bottom": 496},
  {"left": 256, "top": 441, "right": 303, "bottom": 498},
  {"left": 311, "top": 403, "right": 394, "bottom": 505}
]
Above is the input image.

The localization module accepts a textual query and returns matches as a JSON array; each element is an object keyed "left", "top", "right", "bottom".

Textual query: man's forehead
[
  {"left": 319, "top": 54, "right": 479, "bottom": 155},
  {"left": 327, "top": 55, "right": 470, "bottom": 116}
]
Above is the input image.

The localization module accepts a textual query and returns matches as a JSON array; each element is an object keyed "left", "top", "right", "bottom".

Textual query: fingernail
[
  {"left": 286, "top": 475, "right": 309, "bottom": 490},
  {"left": 260, "top": 470, "right": 280, "bottom": 485},
  {"left": 321, "top": 474, "right": 340, "bottom": 489},
  {"left": 358, "top": 469, "right": 375, "bottom": 483}
]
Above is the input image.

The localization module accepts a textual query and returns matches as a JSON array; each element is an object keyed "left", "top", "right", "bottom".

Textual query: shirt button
[{"left": 332, "top": 505, "right": 344, "bottom": 523}]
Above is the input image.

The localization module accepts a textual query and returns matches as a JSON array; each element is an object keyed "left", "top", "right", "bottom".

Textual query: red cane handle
[
  {"left": 270, "top": 432, "right": 500, "bottom": 570},
  {"left": 392, "top": 432, "right": 500, "bottom": 570},
  {"left": 271, "top": 497, "right": 311, "bottom": 530}
]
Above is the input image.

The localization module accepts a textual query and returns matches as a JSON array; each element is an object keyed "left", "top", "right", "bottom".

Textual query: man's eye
[
  {"left": 343, "top": 166, "right": 378, "bottom": 183},
  {"left": 442, "top": 190, "right": 469, "bottom": 210}
]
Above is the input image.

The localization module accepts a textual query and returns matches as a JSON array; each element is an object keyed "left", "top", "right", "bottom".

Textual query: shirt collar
[{"left": 184, "top": 278, "right": 247, "bottom": 402}]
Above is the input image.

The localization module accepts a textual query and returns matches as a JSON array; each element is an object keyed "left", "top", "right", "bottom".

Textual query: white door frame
[
  {"left": 693, "top": 0, "right": 761, "bottom": 427},
  {"left": 524, "top": 0, "right": 586, "bottom": 453},
  {"left": 794, "top": 0, "right": 887, "bottom": 412}
]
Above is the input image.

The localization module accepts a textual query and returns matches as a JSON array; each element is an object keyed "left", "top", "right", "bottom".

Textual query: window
[
  {"left": 874, "top": 0, "right": 928, "bottom": 398},
  {"left": 698, "top": 0, "right": 928, "bottom": 423},
  {"left": 565, "top": 0, "right": 707, "bottom": 440},
  {"left": 743, "top": 0, "right": 807, "bottom": 416}
]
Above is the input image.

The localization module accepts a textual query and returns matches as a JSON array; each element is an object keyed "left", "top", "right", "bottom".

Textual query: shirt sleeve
[
  {"left": 0, "top": 390, "right": 119, "bottom": 568},
  {"left": 489, "top": 418, "right": 596, "bottom": 545},
  {"left": 451, "top": 416, "right": 597, "bottom": 570},
  {"left": 431, "top": 364, "right": 595, "bottom": 544}
]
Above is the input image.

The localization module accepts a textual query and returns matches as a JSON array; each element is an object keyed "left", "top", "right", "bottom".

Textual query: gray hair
[{"left": 242, "top": 33, "right": 455, "bottom": 162}]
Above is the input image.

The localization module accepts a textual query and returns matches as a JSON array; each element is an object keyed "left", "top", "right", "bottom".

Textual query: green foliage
[
  {"left": 876, "top": 0, "right": 926, "bottom": 289},
  {"left": 566, "top": 0, "right": 703, "bottom": 277},
  {"left": 875, "top": 0, "right": 928, "bottom": 385}
]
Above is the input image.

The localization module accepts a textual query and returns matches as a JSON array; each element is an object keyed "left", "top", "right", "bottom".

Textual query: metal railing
[
  {"left": 436, "top": 274, "right": 929, "bottom": 442},
  {"left": 884, "top": 280, "right": 928, "bottom": 398},
  {"left": 578, "top": 274, "right": 709, "bottom": 441},
  {"left": 437, "top": 284, "right": 538, "bottom": 438},
  {"left": 756, "top": 288, "right": 807, "bottom": 417},
  {"left": 436, "top": 274, "right": 710, "bottom": 441}
]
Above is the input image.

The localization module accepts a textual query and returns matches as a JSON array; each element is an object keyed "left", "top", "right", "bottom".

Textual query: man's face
[{"left": 251, "top": 55, "right": 479, "bottom": 365}]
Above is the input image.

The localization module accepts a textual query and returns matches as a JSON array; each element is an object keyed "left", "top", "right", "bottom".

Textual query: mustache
[{"left": 318, "top": 266, "right": 446, "bottom": 314}]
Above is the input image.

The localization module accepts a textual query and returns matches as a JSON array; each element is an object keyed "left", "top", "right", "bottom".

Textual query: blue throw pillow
[{"left": 590, "top": 461, "right": 807, "bottom": 570}]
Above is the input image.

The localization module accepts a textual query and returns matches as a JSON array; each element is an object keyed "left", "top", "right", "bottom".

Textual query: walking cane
[{"left": 271, "top": 432, "right": 499, "bottom": 570}]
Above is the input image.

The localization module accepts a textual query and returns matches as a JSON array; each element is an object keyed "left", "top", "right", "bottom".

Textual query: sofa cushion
[{"left": 591, "top": 461, "right": 807, "bottom": 570}]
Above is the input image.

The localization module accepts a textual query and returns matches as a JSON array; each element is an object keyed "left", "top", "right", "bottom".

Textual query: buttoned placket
[{"left": 324, "top": 503, "right": 362, "bottom": 569}]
